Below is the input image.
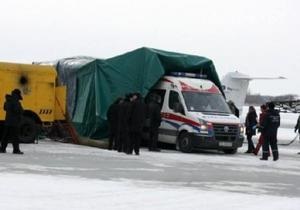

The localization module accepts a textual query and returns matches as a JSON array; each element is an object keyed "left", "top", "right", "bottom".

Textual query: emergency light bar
[{"left": 169, "top": 72, "right": 207, "bottom": 79}]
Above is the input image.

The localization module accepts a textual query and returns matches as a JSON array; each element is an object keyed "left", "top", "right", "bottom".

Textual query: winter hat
[{"left": 11, "top": 89, "right": 23, "bottom": 100}]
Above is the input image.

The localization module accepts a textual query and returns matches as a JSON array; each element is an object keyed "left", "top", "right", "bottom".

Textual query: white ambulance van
[{"left": 148, "top": 72, "right": 244, "bottom": 154}]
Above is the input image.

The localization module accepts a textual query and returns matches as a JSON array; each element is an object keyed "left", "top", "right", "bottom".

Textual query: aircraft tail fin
[{"left": 221, "top": 71, "right": 285, "bottom": 115}]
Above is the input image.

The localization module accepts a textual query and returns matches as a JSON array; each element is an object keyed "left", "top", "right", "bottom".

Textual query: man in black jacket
[
  {"left": 129, "top": 93, "right": 146, "bottom": 155},
  {"left": 107, "top": 98, "right": 122, "bottom": 150},
  {"left": 294, "top": 114, "right": 300, "bottom": 154},
  {"left": 245, "top": 106, "right": 257, "bottom": 153},
  {"left": 1, "top": 89, "right": 24, "bottom": 154},
  {"left": 294, "top": 114, "right": 300, "bottom": 135},
  {"left": 147, "top": 94, "right": 162, "bottom": 152},
  {"left": 260, "top": 102, "right": 280, "bottom": 161},
  {"left": 118, "top": 96, "right": 131, "bottom": 153},
  {"left": 0, "top": 94, "right": 11, "bottom": 150}
]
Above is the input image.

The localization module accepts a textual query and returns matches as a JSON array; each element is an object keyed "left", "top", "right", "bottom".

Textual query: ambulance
[{"left": 148, "top": 72, "right": 244, "bottom": 154}]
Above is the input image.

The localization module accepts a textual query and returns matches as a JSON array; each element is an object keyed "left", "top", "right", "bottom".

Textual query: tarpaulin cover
[{"left": 55, "top": 47, "right": 223, "bottom": 139}]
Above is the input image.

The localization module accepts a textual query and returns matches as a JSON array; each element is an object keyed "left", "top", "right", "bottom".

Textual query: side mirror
[{"left": 174, "top": 102, "right": 184, "bottom": 115}]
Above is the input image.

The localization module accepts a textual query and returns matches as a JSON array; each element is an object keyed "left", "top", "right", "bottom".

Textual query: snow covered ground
[
  {"left": 1, "top": 138, "right": 300, "bottom": 209},
  {"left": 1, "top": 110, "right": 300, "bottom": 210}
]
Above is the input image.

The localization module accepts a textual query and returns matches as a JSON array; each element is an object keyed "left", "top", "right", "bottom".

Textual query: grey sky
[{"left": 0, "top": 0, "right": 299, "bottom": 96}]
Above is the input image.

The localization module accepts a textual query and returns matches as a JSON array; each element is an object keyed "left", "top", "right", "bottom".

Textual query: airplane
[{"left": 221, "top": 71, "right": 286, "bottom": 115}]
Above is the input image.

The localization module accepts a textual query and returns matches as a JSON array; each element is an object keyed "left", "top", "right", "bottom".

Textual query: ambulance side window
[
  {"left": 146, "top": 89, "right": 166, "bottom": 109},
  {"left": 169, "top": 91, "right": 185, "bottom": 114},
  {"left": 169, "top": 91, "right": 180, "bottom": 110}
]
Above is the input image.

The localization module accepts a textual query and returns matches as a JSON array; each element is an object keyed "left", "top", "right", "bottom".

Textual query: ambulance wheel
[
  {"left": 19, "top": 116, "right": 37, "bottom": 143},
  {"left": 223, "top": 148, "right": 237, "bottom": 154},
  {"left": 178, "top": 132, "right": 193, "bottom": 153}
]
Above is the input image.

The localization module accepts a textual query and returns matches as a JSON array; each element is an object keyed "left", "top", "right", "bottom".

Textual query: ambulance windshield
[{"left": 182, "top": 92, "right": 231, "bottom": 114}]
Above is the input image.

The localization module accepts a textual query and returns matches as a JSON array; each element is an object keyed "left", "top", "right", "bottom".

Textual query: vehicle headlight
[
  {"left": 199, "top": 120, "right": 211, "bottom": 134},
  {"left": 239, "top": 124, "right": 245, "bottom": 134},
  {"left": 200, "top": 124, "right": 208, "bottom": 131}
]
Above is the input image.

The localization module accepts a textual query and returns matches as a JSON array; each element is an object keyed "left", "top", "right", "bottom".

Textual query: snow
[
  {"left": 0, "top": 110, "right": 300, "bottom": 209},
  {"left": 0, "top": 173, "right": 299, "bottom": 210}
]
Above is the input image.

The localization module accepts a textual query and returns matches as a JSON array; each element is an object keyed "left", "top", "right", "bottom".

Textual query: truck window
[{"left": 169, "top": 91, "right": 180, "bottom": 110}]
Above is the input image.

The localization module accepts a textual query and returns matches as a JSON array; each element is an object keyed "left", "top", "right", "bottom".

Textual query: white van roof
[{"left": 157, "top": 76, "right": 221, "bottom": 94}]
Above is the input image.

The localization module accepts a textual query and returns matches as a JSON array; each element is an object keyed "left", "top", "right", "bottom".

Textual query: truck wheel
[
  {"left": 19, "top": 116, "right": 37, "bottom": 143},
  {"left": 223, "top": 148, "right": 237, "bottom": 154},
  {"left": 178, "top": 132, "right": 193, "bottom": 153}
]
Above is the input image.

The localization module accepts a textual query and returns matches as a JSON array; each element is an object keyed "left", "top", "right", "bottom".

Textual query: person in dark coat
[
  {"left": 129, "top": 93, "right": 146, "bottom": 155},
  {"left": 245, "top": 106, "right": 257, "bottom": 153},
  {"left": 227, "top": 100, "right": 239, "bottom": 118},
  {"left": 107, "top": 98, "right": 122, "bottom": 150},
  {"left": 260, "top": 102, "right": 280, "bottom": 161},
  {"left": 294, "top": 114, "right": 300, "bottom": 155},
  {"left": 118, "top": 96, "right": 131, "bottom": 153},
  {"left": 1, "top": 89, "right": 24, "bottom": 154},
  {"left": 294, "top": 114, "right": 300, "bottom": 135},
  {"left": 0, "top": 94, "right": 11, "bottom": 150},
  {"left": 147, "top": 94, "right": 162, "bottom": 152}
]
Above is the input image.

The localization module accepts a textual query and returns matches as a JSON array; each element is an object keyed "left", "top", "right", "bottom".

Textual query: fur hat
[{"left": 11, "top": 89, "right": 23, "bottom": 100}]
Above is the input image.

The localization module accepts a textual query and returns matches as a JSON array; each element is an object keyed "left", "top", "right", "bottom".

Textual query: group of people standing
[
  {"left": 107, "top": 92, "right": 162, "bottom": 155},
  {"left": 245, "top": 102, "right": 280, "bottom": 161},
  {"left": 0, "top": 89, "right": 24, "bottom": 154}
]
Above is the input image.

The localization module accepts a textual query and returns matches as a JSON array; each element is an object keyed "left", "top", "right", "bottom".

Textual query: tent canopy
[{"left": 55, "top": 47, "right": 223, "bottom": 139}]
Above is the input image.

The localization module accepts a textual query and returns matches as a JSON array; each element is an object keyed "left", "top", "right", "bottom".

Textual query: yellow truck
[{"left": 0, "top": 62, "right": 66, "bottom": 143}]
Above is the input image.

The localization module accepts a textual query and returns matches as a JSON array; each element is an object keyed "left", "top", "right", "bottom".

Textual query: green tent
[{"left": 56, "top": 47, "right": 223, "bottom": 139}]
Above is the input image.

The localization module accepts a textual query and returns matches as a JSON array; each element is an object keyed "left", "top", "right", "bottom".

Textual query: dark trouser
[
  {"left": 119, "top": 131, "right": 129, "bottom": 153},
  {"left": 1, "top": 125, "right": 21, "bottom": 153},
  {"left": 108, "top": 132, "right": 117, "bottom": 150},
  {"left": 130, "top": 131, "right": 141, "bottom": 155},
  {"left": 116, "top": 132, "right": 123, "bottom": 152},
  {"left": 262, "top": 134, "right": 278, "bottom": 160},
  {"left": 246, "top": 134, "right": 255, "bottom": 152},
  {"left": 149, "top": 126, "right": 159, "bottom": 150}
]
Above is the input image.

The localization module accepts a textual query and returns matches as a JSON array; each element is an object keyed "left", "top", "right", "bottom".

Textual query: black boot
[
  {"left": 261, "top": 151, "right": 269, "bottom": 160},
  {"left": 273, "top": 151, "right": 279, "bottom": 161},
  {"left": 13, "top": 151, "right": 24, "bottom": 155}
]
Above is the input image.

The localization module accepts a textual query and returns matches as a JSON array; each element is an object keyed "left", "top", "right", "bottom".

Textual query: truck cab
[{"left": 148, "top": 72, "right": 244, "bottom": 154}]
